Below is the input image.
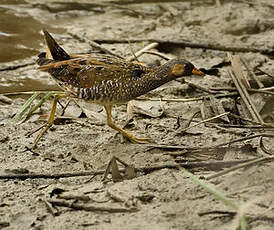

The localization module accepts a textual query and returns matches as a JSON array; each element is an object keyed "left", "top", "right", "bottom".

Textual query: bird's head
[{"left": 166, "top": 59, "right": 205, "bottom": 78}]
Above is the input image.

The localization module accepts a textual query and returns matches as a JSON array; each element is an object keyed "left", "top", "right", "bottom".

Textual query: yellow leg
[
  {"left": 33, "top": 93, "right": 66, "bottom": 149},
  {"left": 104, "top": 105, "right": 150, "bottom": 144}
]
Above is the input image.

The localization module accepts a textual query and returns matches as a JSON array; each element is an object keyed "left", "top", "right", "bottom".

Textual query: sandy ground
[{"left": 0, "top": 1, "right": 274, "bottom": 229}]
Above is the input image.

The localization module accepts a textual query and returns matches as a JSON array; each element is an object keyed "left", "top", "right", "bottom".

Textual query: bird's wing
[{"left": 38, "top": 54, "right": 149, "bottom": 89}]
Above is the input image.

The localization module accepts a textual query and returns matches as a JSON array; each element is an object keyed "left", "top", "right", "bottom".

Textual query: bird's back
[
  {"left": 37, "top": 30, "right": 203, "bottom": 104},
  {"left": 37, "top": 31, "right": 156, "bottom": 104}
]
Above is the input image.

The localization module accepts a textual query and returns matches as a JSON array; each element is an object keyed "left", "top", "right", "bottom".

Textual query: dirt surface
[{"left": 1, "top": 1, "right": 274, "bottom": 229}]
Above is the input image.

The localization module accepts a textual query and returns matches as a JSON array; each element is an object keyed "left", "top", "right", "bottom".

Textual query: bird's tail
[
  {"left": 37, "top": 30, "right": 70, "bottom": 66},
  {"left": 43, "top": 30, "right": 70, "bottom": 61}
]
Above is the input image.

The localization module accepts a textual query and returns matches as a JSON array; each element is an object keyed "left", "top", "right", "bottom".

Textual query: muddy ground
[{"left": 0, "top": 0, "right": 274, "bottom": 229}]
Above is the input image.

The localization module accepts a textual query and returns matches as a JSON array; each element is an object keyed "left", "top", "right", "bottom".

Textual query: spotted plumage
[{"left": 33, "top": 30, "right": 204, "bottom": 147}]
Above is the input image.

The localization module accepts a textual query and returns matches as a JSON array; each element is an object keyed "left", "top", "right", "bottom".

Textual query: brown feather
[{"left": 37, "top": 31, "right": 203, "bottom": 104}]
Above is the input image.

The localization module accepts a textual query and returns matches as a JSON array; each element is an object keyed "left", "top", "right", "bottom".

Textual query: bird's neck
[
  {"left": 146, "top": 62, "right": 176, "bottom": 85},
  {"left": 126, "top": 63, "right": 176, "bottom": 100}
]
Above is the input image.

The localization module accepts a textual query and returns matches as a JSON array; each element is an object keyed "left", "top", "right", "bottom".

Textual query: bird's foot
[
  {"left": 30, "top": 93, "right": 66, "bottom": 149},
  {"left": 122, "top": 132, "right": 151, "bottom": 144}
]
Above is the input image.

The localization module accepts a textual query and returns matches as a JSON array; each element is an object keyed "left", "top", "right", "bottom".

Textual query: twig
[
  {"left": 126, "top": 42, "right": 159, "bottom": 61},
  {"left": 240, "top": 57, "right": 264, "bottom": 88},
  {"left": 44, "top": 200, "right": 59, "bottom": 216},
  {"left": 260, "top": 86, "right": 274, "bottom": 91},
  {"left": 93, "top": 38, "right": 274, "bottom": 56},
  {"left": 211, "top": 86, "right": 274, "bottom": 95},
  {"left": 143, "top": 144, "right": 196, "bottom": 150},
  {"left": 228, "top": 54, "right": 264, "bottom": 124},
  {"left": 139, "top": 159, "right": 254, "bottom": 174},
  {"left": 217, "top": 123, "right": 274, "bottom": 129},
  {"left": 127, "top": 40, "right": 139, "bottom": 62},
  {"left": 143, "top": 51, "right": 172, "bottom": 60},
  {"left": 229, "top": 69, "right": 263, "bottom": 123},
  {"left": 67, "top": 32, "right": 124, "bottom": 59},
  {"left": 209, "top": 95, "right": 230, "bottom": 123},
  {"left": 256, "top": 68, "right": 274, "bottom": 79},
  {"left": 205, "top": 155, "right": 274, "bottom": 180},
  {"left": 60, "top": 99, "right": 72, "bottom": 116},
  {"left": 259, "top": 136, "right": 273, "bottom": 155},
  {"left": 48, "top": 199, "right": 138, "bottom": 213},
  {"left": 246, "top": 88, "right": 274, "bottom": 96},
  {"left": 0, "top": 95, "right": 12, "bottom": 104},
  {"left": 185, "top": 81, "right": 216, "bottom": 94},
  {"left": 210, "top": 87, "right": 240, "bottom": 91},
  {"left": 0, "top": 171, "right": 103, "bottom": 180},
  {"left": 105, "top": 3, "right": 144, "bottom": 17},
  {"left": 232, "top": 55, "right": 250, "bottom": 88},
  {"left": 136, "top": 92, "right": 239, "bottom": 103},
  {"left": 58, "top": 194, "right": 91, "bottom": 201},
  {"left": 0, "top": 158, "right": 258, "bottom": 180},
  {"left": 198, "top": 210, "right": 236, "bottom": 217},
  {"left": 209, "top": 133, "right": 274, "bottom": 149},
  {"left": 105, "top": 0, "right": 214, "bottom": 5},
  {"left": 182, "top": 109, "right": 200, "bottom": 129},
  {"left": 180, "top": 112, "right": 230, "bottom": 133},
  {"left": 228, "top": 113, "right": 266, "bottom": 125},
  {"left": 145, "top": 133, "right": 274, "bottom": 151},
  {"left": 209, "top": 124, "right": 245, "bottom": 135},
  {"left": 210, "top": 83, "right": 274, "bottom": 96},
  {"left": 137, "top": 97, "right": 204, "bottom": 103}
]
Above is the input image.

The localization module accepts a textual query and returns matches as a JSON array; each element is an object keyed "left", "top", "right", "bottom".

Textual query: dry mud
[{"left": 0, "top": 1, "right": 274, "bottom": 230}]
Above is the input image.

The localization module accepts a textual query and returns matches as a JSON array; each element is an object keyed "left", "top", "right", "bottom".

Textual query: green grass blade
[
  {"left": 25, "top": 92, "right": 55, "bottom": 121},
  {"left": 1, "top": 91, "right": 63, "bottom": 97},
  {"left": 180, "top": 167, "right": 250, "bottom": 229},
  {"left": 13, "top": 92, "right": 40, "bottom": 122},
  {"left": 180, "top": 167, "right": 239, "bottom": 210},
  {"left": 237, "top": 216, "right": 248, "bottom": 230}
]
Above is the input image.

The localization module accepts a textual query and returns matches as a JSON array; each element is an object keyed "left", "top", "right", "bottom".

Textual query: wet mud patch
[{"left": 0, "top": 1, "right": 43, "bottom": 62}]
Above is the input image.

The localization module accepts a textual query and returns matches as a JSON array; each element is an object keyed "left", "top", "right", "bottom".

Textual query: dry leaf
[{"left": 127, "top": 100, "right": 164, "bottom": 119}]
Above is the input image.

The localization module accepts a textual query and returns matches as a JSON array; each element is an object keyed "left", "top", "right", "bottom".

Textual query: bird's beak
[{"left": 192, "top": 67, "right": 205, "bottom": 76}]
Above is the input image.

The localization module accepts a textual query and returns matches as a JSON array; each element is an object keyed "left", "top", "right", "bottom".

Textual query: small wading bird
[{"left": 33, "top": 30, "right": 204, "bottom": 148}]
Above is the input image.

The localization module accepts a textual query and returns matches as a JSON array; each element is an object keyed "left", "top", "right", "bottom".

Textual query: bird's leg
[
  {"left": 104, "top": 105, "right": 150, "bottom": 144},
  {"left": 32, "top": 93, "right": 67, "bottom": 149}
]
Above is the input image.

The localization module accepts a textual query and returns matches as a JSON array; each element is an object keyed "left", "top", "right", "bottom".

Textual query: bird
[{"left": 33, "top": 30, "right": 204, "bottom": 148}]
